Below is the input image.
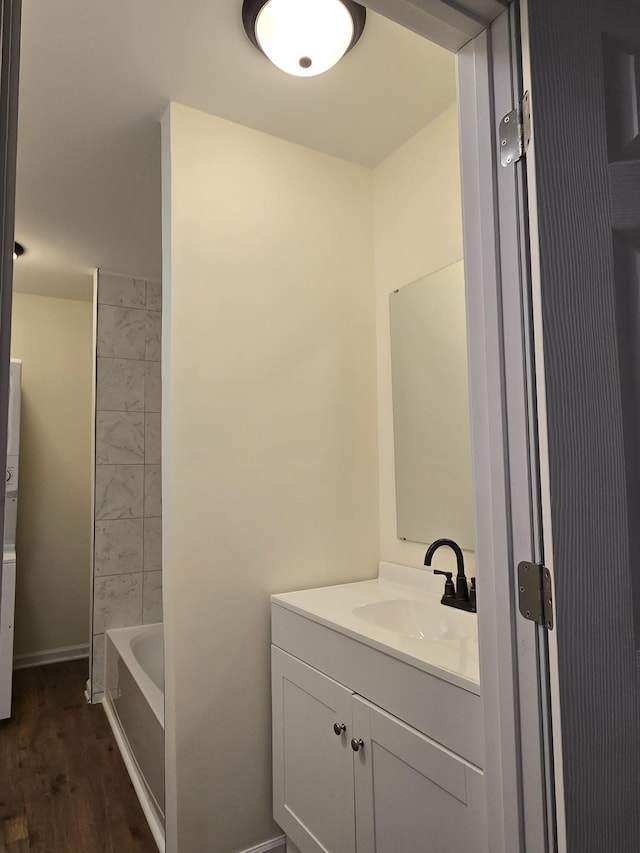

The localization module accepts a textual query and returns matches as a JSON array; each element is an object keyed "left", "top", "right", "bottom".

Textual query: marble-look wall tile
[
  {"left": 146, "top": 282, "right": 162, "bottom": 312},
  {"left": 145, "top": 362, "right": 161, "bottom": 412},
  {"left": 98, "top": 273, "right": 146, "bottom": 309},
  {"left": 146, "top": 311, "right": 162, "bottom": 362},
  {"left": 94, "top": 518, "right": 143, "bottom": 576},
  {"left": 144, "top": 413, "right": 161, "bottom": 465},
  {"left": 143, "top": 571, "right": 163, "bottom": 624},
  {"left": 96, "top": 412, "right": 144, "bottom": 464},
  {"left": 95, "top": 465, "right": 144, "bottom": 520},
  {"left": 97, "top": 306, "right": 146, "bottom": 360},
  {"left": 144, "top": 465, "right": 162, "bottom": 517},
  {"left": 93, "top": 573, "right": 143, "bottom": 633},
  {"left": 97, "top": 357, "right": 145, "bottom": 412},
  {"left": 92, "top": 273, "right": 163, "bottom": 657},
  {"left": 144, "top": 517, "right": 162, "bottom": 573},
  {"left": 91, "top": 633, "right": 105, "bottom": 698}
]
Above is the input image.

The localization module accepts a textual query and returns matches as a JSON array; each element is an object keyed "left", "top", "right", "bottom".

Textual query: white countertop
[{"left": 271, "top": 562, "right": 480, "bottom": 693}]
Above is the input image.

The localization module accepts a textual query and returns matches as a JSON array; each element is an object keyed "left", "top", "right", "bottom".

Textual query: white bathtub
[{"left": 103, "top": 623, "right": 165, "bottom": 851}]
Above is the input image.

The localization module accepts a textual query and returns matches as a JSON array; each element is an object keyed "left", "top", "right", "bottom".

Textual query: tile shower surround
[{"left": 91, "top": 272, "right": 162, "bottom": 701}]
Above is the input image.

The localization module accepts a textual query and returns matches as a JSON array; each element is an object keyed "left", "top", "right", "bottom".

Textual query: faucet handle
[{"left": 433, "top": 570, "right": 456, "bottom": 598}]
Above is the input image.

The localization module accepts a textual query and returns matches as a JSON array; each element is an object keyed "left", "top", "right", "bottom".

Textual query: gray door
[
  {"left": 0, "top": 0, "right": 20, "bottom": 552},
  {"left": 525, "top": 0, "right": 640, "bottom": 848},
  {"left": 0, "top": 0, "right": 21, "bottom": 718}
]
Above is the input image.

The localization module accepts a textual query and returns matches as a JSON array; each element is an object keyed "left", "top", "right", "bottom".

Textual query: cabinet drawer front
[
  {"left": 272, "top": 647, "right": 356, "bottom": 853},
  {"left": 352, "top": 696, "right": 487, "bottom": 853}
]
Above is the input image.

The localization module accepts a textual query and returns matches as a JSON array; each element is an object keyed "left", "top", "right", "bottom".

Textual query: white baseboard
[
  {"left": 239, "top": 836, "right": 286, "bottom": 853},
  {"left": 13, "top": 643, "right": 89, "bottom": 670}
]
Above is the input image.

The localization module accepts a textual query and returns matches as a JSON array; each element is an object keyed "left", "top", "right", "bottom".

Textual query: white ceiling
[{"left": 13, "top": 0, "right": 455, "bottom": 302}]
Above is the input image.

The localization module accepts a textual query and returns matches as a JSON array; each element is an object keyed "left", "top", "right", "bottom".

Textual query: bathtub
[{"left": 103, "top": 623, "right": 165, "bottom": 852}]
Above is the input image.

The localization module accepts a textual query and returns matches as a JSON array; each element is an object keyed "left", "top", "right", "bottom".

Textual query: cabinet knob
[
  {"left": 333, "top": 722, "right": 346, "bottom": 736},
  {"left": 350, "top": 738, "right": 365, "bottom": 752}
]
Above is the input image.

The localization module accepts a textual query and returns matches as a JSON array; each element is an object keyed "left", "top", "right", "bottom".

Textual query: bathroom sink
[
  {"left": 271, "top": 562, "right": 480, "bottom": 688},
  {"left": 353, "top": 598, "right": 472, "bottom": 641}
]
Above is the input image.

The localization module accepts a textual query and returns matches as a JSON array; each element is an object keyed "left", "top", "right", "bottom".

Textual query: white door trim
[
  {"left": 238, "top": 838, "right": 286, "bottom": 853},
  {"left": 457, "top": 25, "right": 521, "bottom": 852},
  {"left": 365, "top": 0, "right": 509, "bottom": 51}
]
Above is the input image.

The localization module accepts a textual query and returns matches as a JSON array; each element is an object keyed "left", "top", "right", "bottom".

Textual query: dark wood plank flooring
[{"left": 0, "top": 659, "right": 158, "bottom": 852}]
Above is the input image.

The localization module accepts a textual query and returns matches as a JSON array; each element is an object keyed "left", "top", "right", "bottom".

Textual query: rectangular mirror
[{"left": 389, "top": 260, "right": 474, "bottom": 549}]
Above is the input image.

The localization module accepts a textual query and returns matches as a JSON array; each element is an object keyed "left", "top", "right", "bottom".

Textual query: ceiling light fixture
[
  {"left": 13, "top": 243, "right": 24, "bottom": 261},
  {"left": 242, "top": 0, "right": 366, "bottom": 78}
]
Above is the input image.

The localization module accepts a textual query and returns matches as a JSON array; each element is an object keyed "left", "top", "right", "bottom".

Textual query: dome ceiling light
[{"left": 242, "top": 0, "right": 366, "bottom": 78}]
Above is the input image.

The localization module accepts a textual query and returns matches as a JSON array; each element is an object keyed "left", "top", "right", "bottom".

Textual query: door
[
  {"left": 352, "top": 695, "right": 486, "bottom": 853},
  {"left": 272, "top": 647, "right": 356, "bottom": 853},
  {"left": 522, "top": 0, "right": 640, "bottom": 848},
  {"left": 0, "top": 0, "right": 20, "bottom": 720}
]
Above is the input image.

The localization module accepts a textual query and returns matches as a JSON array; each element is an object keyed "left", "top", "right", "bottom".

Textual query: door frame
[
  {"left": 364, "top": 1, "right": 557, "bottom": 851},
  {"left": 457, "top": 7, "right": 557, "bottom": 851}
]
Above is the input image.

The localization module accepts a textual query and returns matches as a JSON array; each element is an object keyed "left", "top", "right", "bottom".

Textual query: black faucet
[{"left": 424, "top": 538, "right": 476, "bottom": 614}]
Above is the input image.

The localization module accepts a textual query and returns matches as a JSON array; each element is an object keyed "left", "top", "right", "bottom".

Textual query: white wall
[
  {"left": 10, "top": 292, "right": 93, "bottom": 657},
  {"left": 162, "top": 103, "right": 379, "bottom": 852},
  {"left": 373, "top": 104, "right": 474, "bottom": 575}
]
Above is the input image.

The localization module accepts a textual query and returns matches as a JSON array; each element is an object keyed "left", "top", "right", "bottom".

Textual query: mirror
[{"left": 389, "top": 260, "right": 474, "bottom": 549}]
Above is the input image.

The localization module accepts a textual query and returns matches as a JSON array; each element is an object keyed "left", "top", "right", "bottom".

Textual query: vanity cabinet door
[
  {"left": 272, "top": 647, "right": 356, "bottom": 853},
  {"left": 352, "top": 696, "right": 487, "bottom": 853}
]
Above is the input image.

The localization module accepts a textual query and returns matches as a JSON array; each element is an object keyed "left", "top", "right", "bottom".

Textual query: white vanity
[{"left": 271, "top": 562, "right": 486, "bottom": 853}]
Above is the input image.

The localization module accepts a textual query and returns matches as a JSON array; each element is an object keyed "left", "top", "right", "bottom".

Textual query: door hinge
[
  {"left": 517, "top": 560, "right": 554, "bottom": 630},
  {"left": 499, "top": 91, "right": 531, "bottom": 167}
]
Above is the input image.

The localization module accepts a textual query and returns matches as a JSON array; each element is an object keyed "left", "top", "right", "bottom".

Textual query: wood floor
[{"left": 0, "top": 659, "right": 158, "bottom": 852}]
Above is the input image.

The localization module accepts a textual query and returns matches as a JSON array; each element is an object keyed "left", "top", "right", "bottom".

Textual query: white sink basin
[
  {"left": 353, "top": 598, "right": 472, "bottom": 641},
  {"left": 271, "top": 562, "right": 480, "bottom": 689}
]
